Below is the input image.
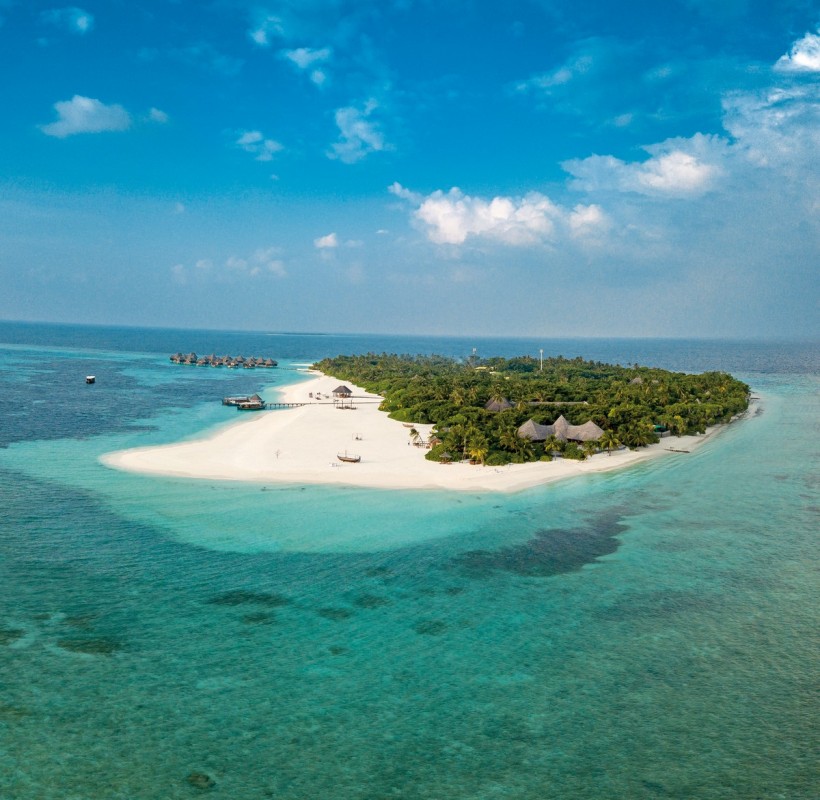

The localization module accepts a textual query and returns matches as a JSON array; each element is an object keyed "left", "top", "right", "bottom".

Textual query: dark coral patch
[
  {"left": 241, "top": 612, "right": 276, "bottom": 625},
  {"left": 317, "top": 607, "right": 353, "bottom": 621},
  {"left": 451, "top": 511, "right": 627, "bottom": 578},
  {"left": 364, "top": 566, "right": 392, "bottom": 578},
  {"left": 0, "top": 627, "right": 25, "bottom": 646},
  {"left": 209, "top": 590, "right": 290, "bottom": 607},
  {"left": 353, "top": 593, "right": 390, "bottom": 609},
  {"left": 186, "top": 772, "right": 216, "bottom": 790},
  {"left": 328, "top": 645, "right": 348, "bottom": 656},
  {"left": 63, "top": 613, "right": 99, "bottom": 630},
  {"left": 415, "top": 620, "right": 447, "bottom": 636},
  {"left": 56, "top": 637, "right": 122, "bottom": 656}
]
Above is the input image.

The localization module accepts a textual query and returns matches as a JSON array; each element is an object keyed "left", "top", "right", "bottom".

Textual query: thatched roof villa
[
  {"left": 333, "top": 385, "right": 353, "bottom": 398},
  {"left": 518, "top": 415, "right": 604, "bottom": 443}
]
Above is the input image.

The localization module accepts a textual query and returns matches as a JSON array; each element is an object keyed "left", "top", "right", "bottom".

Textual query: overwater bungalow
[{"left": 236, "top": 393, "right": 265, "bottom": 411}]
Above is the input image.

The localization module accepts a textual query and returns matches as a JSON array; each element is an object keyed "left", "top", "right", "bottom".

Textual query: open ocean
[{"left": 0, "top": 321, "right": 817, "bottom": 800}]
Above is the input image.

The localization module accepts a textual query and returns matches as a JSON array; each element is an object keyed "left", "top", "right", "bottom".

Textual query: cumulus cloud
[
  {"left": 235, "top": 130, "right": 283, "bottom": 161},
  {"left": 328, "top": 99, "right": 389, "bottom": 163},
  {"left": 314, "top": 232, "right": 338, "bottom": 248},
  {"left": 775, "top": 31, "right": 820, "bottom": 73},
  {"left": 227, "top": 248, "right": 286, "bottom": 277},
  {"left": 39, "top": 95, "right": 131, "bottom": 138},
  {"left": 148, "top": 107, "right": 169, "bottom": 124},
  {"left": 721, "top": 84, "right": 820, "bottom": 186},
  {"left": 40, "top": 6, "right": 94, "bottom": 35},
  {"left": 563, "top": 134, "right": 724, "bottom": 197},
  {"left": 281, "top": 46, "right": 331, "bottom": 85},
  {"left": 391, "top": 184, "right": 608, "bottom": 246},
  {"left": 249, "top": 13, "right": 283, "bottom": 46}
]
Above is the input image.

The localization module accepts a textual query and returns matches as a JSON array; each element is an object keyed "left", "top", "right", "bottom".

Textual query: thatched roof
[
  {"left": 518, "top": 419, "right": 551, "bottom": 441},
  {"left": 570, "top": 420, "right": 605, "bottom": 441},
  {"left": 484, "top": 397, "right": 513, "bottom": 412},
  {"left": 518, "top": 415, "right": 603, "bottom": 442},
  {"left": 333, "top": 385, "right": 352, "bottom": 396}
]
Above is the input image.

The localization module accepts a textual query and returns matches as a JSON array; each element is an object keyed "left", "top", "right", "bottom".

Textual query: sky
[{"left": 0, "top": 0, "right": 818, "bottom": 338}]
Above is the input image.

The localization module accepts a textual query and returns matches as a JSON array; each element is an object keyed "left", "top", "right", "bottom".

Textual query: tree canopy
[{"left": 313, "top": 353, "right": 749, "bottom": 466}]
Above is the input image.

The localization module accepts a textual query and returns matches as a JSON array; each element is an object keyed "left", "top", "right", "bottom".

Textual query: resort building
[{"left": 517, "top": 415, "right": 604, "bottom": 443}]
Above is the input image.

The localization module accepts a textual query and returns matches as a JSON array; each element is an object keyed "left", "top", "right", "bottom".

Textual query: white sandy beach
[{"left": 101, "top": 372, "right": 723, "bottom": 493}]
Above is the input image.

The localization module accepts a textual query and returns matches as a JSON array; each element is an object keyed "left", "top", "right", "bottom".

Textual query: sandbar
[{"left": 100, "top": 372, "right": 725, "bottom": 493}]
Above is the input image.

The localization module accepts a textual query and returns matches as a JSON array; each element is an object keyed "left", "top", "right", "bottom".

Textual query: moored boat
[{"left": 337, "top": 452, "right": 361, "bottom": 463}]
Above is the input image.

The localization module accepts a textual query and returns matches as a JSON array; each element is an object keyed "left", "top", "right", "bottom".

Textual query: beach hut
[
  {"left": 332, "top": 385, "right": 353, "bottom": 398},
  {"left": 438, "top": 451, "right": 453, "bottom": 464}
]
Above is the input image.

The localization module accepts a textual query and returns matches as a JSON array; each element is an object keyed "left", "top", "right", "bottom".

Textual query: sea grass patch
[
  {"left": 208, "top": 590, "right": 290, "bottom": 607},
  {"left": 0, "top": 626, "right": 25, "bottom": 646},
  {"left": 317, "top": 607, "right": 354, "bottom": 621},
  {"left": 415, "top": 619, "right": 448, "bottom": 636},
  {"left": 56, "top": 636, "right": 123, "bottom": 656},
  {"left": 451, "top": 512, "right": 627, "bottom": 578},
  {"left": 353, "top": 593, "right": 391, "bottom": 609}
]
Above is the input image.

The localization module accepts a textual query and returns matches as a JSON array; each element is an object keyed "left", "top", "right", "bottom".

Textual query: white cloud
[
  {"left": 283, "top": 46, "right": 331, "bottom": 70},
  {"left": 563, "top": 135, "right": 723, "bottom": 197},
  {"left": 568, "top": 204, "right": 610, "bottom": 238},
  {"left": 252, "top": 247, "right": 286, "bottom": 277},
  {"left": 148, "top": 107, "right": 169, "bottom": 124},
  {"left": 39, "top": 95, "right": 131, "bottom": 138},
  {"left": 514, "top": 53, "right": 593, "bottom": 94},
  {"left": 226, "top": 248, "right": 286, "bottom": 278},
  {"left": 314, "top": 232, "right": 338, "bottom": 249},
  {"left": 328, "top": 99, "right": 389, "bottom": 164},
  {"left": 721, "top": 84, "right": 820, "bottom": 182},
  {"left": 392, "top": 185, "right": 607, "bottom": 247},
  {"left": 249, "top": 13, "right": 283, "bottom": 46},
  {"left": 775, "top": 31, "right": 820, "bottom": 73},
  {"left": 40, "top": 7, "right": 94, "bottom": 35},
  {"left": 235, "top": 130, "right": 283, "bottom": 161},
  {"left": 281, "top": 47, "right": 331, "bottom": 86}
]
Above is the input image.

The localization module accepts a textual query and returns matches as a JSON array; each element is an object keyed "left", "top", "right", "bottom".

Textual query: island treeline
[{"left": 313, "top": 353, "right": 749, "bottom": 466}]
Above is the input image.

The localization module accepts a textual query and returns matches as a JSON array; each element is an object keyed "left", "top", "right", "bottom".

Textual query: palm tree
[
  {"left": 599, "top": 430, "right": 620, "bottom": 455},
  {"left": 498, "top": 425, "right": 521, "bottom": 453},
  {"left": 408, "top": 427, "right": 421, "bottom": 445},
  {"left": 582, "top": 440, "right": 598, "bottom": 459},
  {"left": 543, "top": 435, "right": 562, "bottom": 457},
  {"left": 466, "top": 433, "right": 489, "bottom": 465}
]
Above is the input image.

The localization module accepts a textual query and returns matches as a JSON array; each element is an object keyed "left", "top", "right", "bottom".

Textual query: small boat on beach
[{"left": 337, "top": 452, "right": 361, "bottom": 463}]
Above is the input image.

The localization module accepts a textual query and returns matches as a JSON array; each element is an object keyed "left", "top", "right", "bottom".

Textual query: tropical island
[
  {"left": 102, "top": 352, "right": 750, "bottom": 494},
  {"left": 313, "top": 353, "right": 750, "bottom": 465}
]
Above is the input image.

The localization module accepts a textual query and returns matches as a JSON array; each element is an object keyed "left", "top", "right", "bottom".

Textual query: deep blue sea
[{"left": 0, "top": 322, "right": 817, "bottom": 799}]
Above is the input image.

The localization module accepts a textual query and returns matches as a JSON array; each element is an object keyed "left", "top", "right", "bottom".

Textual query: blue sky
[{"left": 1, "top": 0, "right": 818, "bottom": 338}]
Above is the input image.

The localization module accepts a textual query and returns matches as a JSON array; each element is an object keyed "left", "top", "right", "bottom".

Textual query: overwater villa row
[{"left": 169, "top": 353, "right": 278, "bottom": 368}]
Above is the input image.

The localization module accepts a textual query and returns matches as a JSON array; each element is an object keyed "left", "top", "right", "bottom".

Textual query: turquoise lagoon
[{"left": 0, "top": 324, "right": 817, "bottom": 799}]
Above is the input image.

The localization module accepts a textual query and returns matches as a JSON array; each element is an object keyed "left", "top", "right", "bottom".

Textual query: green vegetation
[{"left": 313, "top": 353, "right": 749, "bottom": 466}]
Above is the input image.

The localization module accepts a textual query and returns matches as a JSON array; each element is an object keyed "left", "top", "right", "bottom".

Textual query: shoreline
[{"left": 100, "top": 371, "right": 728, "bottom": 493}]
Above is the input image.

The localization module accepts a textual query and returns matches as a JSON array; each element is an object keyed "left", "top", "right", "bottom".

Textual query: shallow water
[{"left": 0, "top": 325, "right": 817, "bottom": 799}]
